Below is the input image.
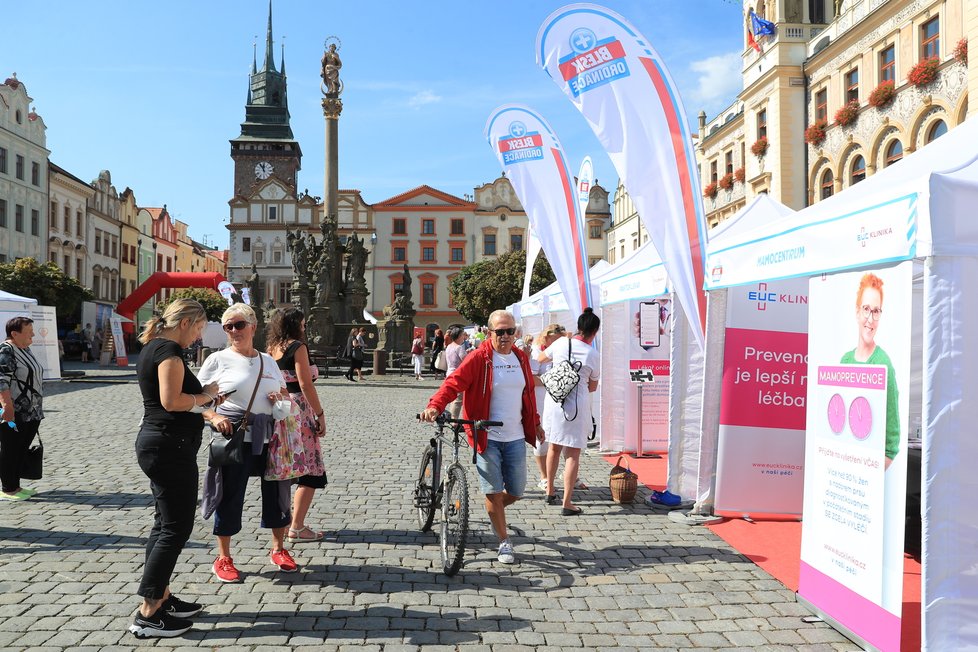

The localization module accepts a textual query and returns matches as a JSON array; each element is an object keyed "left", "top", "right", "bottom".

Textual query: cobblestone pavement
[{"left": 0, "top": 366, "right": 857, "bottom": 651}]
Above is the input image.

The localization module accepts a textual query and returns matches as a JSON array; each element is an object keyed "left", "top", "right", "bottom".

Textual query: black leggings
[
  {"left": 0, "top": 419, "right": 40, "bottom": 493},
  {"left": 134, "top": 427, "right": 200, "bottom": 600}
]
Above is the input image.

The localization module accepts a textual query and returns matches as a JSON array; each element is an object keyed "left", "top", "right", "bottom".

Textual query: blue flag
[{"left": 750, "top": 11, "right": 776, "bottom": 37}]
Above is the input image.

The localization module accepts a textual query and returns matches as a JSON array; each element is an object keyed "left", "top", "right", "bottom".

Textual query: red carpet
[{"left": 605, "top": 454, "right": 922, "bottom": 652}]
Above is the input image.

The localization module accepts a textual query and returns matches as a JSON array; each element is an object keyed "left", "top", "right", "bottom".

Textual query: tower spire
[
  {"left": 263, "top": 0, "right": 276, "bottom": 72},
  {"left": 251, "top": 38, "right": 257, "bottom": 74},
  {"left": 281, "top": 39, "right": 286, "bottom": 75}
]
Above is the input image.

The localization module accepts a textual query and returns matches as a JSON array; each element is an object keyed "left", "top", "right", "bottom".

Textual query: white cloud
[
  {"left": 687, "top": 51, "right": 743, "bottom": 117},
  {"left": 407, "top": 90, "right": 442, "bottom": 109}
]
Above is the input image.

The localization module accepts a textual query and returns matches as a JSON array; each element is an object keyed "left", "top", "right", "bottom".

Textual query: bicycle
[{"left": 413, "top": 412, "right": 502, "bottom": 576}]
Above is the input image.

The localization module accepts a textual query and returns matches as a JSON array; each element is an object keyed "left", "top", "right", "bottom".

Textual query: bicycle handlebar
[{"left": 416, "top": 413, "right": 503, "bottom": 430}]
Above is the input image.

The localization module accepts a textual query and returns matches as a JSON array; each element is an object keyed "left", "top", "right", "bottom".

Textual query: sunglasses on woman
[{"left": 222, "top": 320, "right": 251, "bottom": 332}]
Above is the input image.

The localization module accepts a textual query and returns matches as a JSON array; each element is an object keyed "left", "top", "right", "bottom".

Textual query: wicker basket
[{"left": 609, "top": 455, "right": 638, "bottom": 504}]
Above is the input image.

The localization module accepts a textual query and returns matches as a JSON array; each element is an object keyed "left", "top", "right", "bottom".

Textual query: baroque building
[
  {"left": 0, "top": 74, "right": 48, "bottom": 263},
  {"left": 694, "top": 0, "right": 976, "bottom": 228}
]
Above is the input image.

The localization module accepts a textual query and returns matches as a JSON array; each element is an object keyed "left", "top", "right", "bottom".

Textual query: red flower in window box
[
  {"left": 734, "top": 167, "right": 745, "bottom": 183},
  {"left": 718, "top": 173, "right": 734, "bottom": 191},
  {"left": 750, "top": 137, "right": 769, "bottom": 157},
  {"left": 834, "top": 99, "right": 860, "bottom": 127},
  {"left": 804, "top": 119, "right": 828, "bottom": 146},
  {"left": 953, "top": 39, "right": 968, "bottom": 66},
  {"left": 868, "top": 81, "right": 896, "bottom": 109},
  {"left": 908, "top": 57, "right": 940, "bottom": 88},
  {"left": 703, "top": 182, "right": 718, "bottom": 199}
]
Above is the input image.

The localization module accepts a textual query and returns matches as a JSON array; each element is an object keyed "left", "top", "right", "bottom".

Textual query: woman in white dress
[
  {"left": 543, "top": 308, "right": 600, "bottom": 515},
  {"left": 529, "top": 323, "right": 565, "bottom": 490}
]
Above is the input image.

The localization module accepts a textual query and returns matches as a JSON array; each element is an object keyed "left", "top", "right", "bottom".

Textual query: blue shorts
[{"left": 476, "top": 438, "right": 527, "bottom": 497}]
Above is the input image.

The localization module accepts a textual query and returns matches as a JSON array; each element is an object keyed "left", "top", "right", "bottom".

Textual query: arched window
[
  {"left": 926, "top": 120, "right": 948, "bottom": 143},
  {"left": 851, "top": 155, "right": 866, "bottom": 185},
  {"left": 884, "top": 140, "right": 903, "bottom": 167},
  {"left": 820, "top": 169, "right": 834, "bottom": 200}
]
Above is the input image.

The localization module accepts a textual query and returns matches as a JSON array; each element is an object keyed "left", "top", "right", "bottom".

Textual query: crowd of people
[{"left": 0, "top": 300, "right": 602, "bottom": 638}]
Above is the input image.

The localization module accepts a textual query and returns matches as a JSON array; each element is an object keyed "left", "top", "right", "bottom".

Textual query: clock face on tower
[{"left": 254, "top": 161, "right": 274, "bottom": 179}]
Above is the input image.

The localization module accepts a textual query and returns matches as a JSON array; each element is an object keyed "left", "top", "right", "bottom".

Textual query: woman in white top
[
  {"left": 543, "top": 308, "right": 600, "bottom": 515},
  {"left": 529, "top": 323, "right": 564, "bottom": 490},
  {"left": 411, "top": 335, "right": 425, "bottom": 380},
  {"left": 443, "top": 326, "right": 468, "bottom": 418},
  {"left": 198, "top": 304, "right": 296, "bottom": 582}
]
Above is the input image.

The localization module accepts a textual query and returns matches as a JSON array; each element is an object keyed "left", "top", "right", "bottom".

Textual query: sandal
[{"left": 287, "top": 526, "right": 324, "bottom": 543}]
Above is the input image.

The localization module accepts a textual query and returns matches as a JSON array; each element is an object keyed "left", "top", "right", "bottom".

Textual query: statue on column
[
  {"left": 321, "top": 40, "right": 343, "bottom": 96},
  {"left": 345, "top": 232, "right": 368, "bottom": 289},
  {"left": 400, "top": 263, "right": 414, "bottom": 311},
  {"left": 286, "top": 228, "right": 310, "bottom": 282}
]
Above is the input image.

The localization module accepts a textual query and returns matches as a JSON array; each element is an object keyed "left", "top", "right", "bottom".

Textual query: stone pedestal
[
  {"left": 377, "top": 318, "right": 414, "bottom": 353},
  {"left": 291, "top": 279, "right": 311, "bottom": 317},
  {"left": 346, "top": 286, "right": 368, "bottom": 323},
  {"left": 305, "top": 306, "right": 335, "bottom": 355}
]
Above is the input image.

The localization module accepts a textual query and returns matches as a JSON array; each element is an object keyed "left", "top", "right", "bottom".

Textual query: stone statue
[
  {"left": 311, "top": 230, "right": 334, "bottom": 306},
  {"left": 321, "top": 43, "right": 342, "bottom": 96},
  {"left": 246, "top": 263, "right": 263, "bottom": 307},
  {"left": 286, "top": 228, "right": 310, "bottom": 281},
  {"left": 384, "top": 292, "right": 409, "bottom": 320},
  {"left": 263, "top": 298, "right": 278, "bottom": 321},
  {"left": 345, "top": 233, "right": 367, "bottom": 288},
  {"left": 401, "top": 264, "right": 413, "bottom": 307}
]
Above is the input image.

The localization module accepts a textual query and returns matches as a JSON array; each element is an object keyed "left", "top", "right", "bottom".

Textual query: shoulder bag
[
  {"left": 22, "top": 430, "right": 43, "bottom": 480},
  {"left": 434, "top": 350, "right": 447, "bottom": 371},
  {"left": 208, "top": 354, "right": 264, "bottom": 467}
]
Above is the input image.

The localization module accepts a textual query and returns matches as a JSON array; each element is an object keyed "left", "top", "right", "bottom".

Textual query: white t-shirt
[
  {"left": 529, "top": 344, "right": 553, "bottom": 419},
  {"left": 197, "top": 349, "right": 286, "bottom": 417},
  {"left": 487, "top": 350, "right": 526, "bottom": 442}
]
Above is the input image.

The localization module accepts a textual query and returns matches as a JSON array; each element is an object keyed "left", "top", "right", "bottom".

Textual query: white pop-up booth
[
  {"left": 0, "top": 290, "right": 60, "bottom": 380},
  {"left": 704, "top": 117, "right": 978, "bottom": 651}
]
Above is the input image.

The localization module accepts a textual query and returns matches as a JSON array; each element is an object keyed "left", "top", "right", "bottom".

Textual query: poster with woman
[{"left": 799, "top": 262, "right": 912, "bottom": 652}]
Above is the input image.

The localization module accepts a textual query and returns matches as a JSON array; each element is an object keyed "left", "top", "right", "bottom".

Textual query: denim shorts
[{"left": 476, "top": 438, "right": 527, "bottom": 497}]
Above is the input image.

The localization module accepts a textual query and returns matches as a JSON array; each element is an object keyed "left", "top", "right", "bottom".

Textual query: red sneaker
[
  {"left": 212, "top": 556, "right": 240, "bottom": 583},
  {"left": 270, "top": 548, "right": 298, "bottom": 573}
]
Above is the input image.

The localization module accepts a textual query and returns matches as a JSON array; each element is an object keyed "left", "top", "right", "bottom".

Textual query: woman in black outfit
[
  {"left": 429, "top": 328, "right": 444, "bottom": 375},
  {"left": 129, "top": 299, "right": 225, "bottom": 639}
]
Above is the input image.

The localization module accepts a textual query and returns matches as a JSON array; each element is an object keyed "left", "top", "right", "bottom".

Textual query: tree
[
  {"left": 449, "top": 249, "right": 555, "bottom": 325},
  {"left": 0, "top": 258, "right": 93, "bottom": 317},
  {"left": 156, "top": 288, "right": 229, "bottom": 322}
]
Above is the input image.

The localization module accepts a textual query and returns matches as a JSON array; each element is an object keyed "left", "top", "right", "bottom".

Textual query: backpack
[
  {"left": 411, "top": 339, "right": 423, "bottom": 355},
  {"left": 540, "top": 338, "right": 582, "bottom": 420}
]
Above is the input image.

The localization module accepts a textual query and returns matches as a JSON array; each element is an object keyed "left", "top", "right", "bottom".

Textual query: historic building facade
[
  {"left": 47, "top": 163, "right": 92, "bottom": 286},
  {"left": 694, "top": 0, "right": 976, "bottom": 229},
  {"left": 0, "top": 74, "right": 48, "bottom": 263},
  {"left": 88, "top": 170, "right": 122, "bottom": 309}
]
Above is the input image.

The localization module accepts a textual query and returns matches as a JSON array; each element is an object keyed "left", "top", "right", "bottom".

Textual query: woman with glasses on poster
[
  {"left": 841, "top": 272, "right": 899, "bottom": 469},
  {"left": 197, "top": 304, "right": 297, "bottom": 583}
]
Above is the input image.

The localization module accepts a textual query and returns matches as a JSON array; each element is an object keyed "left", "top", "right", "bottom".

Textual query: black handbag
[
  {"left": 208, "top": 354, "right": 263, "bottom": 467},
  {"left": 22, "top": 431, "right": 42, "bottom": 480}
]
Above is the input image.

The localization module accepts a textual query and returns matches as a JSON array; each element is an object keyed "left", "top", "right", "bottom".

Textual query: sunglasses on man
[
  {"left": 491, "top": 327, "right": 517, "bottom": 336},
  {"left": 222, "top": 320, "right": 251, "bottom": 332}
]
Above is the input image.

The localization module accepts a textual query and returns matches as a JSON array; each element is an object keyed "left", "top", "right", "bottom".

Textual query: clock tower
[{"left": 229, "top": 1, "right": 301, "bottom": 196}]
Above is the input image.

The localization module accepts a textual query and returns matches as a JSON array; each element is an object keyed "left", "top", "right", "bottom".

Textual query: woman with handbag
[
  {"left": 266, "top": 308, "right": 327, "bottom": 543},
  {"left": 197, "top": 303, "right": 297, "bottom": 583},
  {"left": 543, "top": 308, "right": 601, "bottom": 516},
  {"left": 529, "top": 323, "right": 564, "bottom": 491},
  {"left": 0, "top": 317, "right": 45, "bottom": 502},
  {"left": 411, "top": 334, "right": 425, "bottom": 380},
  {"left": 129, "top": 300, "right": 225, "bottom": 638}
]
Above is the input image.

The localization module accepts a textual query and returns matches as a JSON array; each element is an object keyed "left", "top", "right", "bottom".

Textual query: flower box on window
[
  {"left": 953, "top": 39, "right": 968, "bottom": 66},
  {"left": 703, "top": 182, "right": 718, "bottom": 199},
  {"left": 804, "top": 119, "right": 828, "bottom": 147},
  {"left": 868, "top": 81, "right": 896, "bottom": 109},
  {"left": 734, "top": 167, "right": 745, "bottom": 183},
  {"left": 750, "top": 137, "right": 769, "bottom": 157},
  {"left": 718, "top": 173, "right": 734, "bottom": 191},
  {"left": 908, "top": 57, "right": 940, "bottom": 88},
  {"left": 834, "top": 99, "right": 860, "bottom": 127}
]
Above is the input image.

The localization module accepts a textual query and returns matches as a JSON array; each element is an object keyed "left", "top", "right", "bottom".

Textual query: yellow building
[
  {"left": 695, "top": 0, "right": 977, "bottom": 228},
  {"left": 119, "top": 187, "right": 140, "bottom": 301}
]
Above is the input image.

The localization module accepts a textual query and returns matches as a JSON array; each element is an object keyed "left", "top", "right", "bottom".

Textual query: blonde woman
[
  {"left": 198, "top": 304, "right": 295, "bottom": 582},
  {"left": 129, "top": 300, "right": 226, "bottom": 638},
  {"left": 529, "top": 324, "right": 565, "bottom": 490}
]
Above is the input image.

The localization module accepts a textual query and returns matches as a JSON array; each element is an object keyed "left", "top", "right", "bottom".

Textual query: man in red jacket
[{"left": 421, "top": 310, "right": 544, "bottom": 565}]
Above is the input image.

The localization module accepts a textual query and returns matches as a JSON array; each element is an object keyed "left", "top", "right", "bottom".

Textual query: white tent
[
  {"left": 0, "top": 290, "right": 38, "bottom": 306},
  {"left": 704, "top": 117, "right": 978, "bottom": 651}
]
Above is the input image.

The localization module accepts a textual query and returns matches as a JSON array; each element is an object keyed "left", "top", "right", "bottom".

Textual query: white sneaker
[
  {"left": 536, "top": 478, "right": 548, "bottom": 490},
  {"left": 497, "top": 539, "right": 515, "bottom": 564}
]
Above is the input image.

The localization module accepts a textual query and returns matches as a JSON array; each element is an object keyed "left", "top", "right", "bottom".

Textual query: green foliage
[
  {"left": 0, "top": 258, "right": 93, "bottom": 317},
  {"left": 449, "top": 249, "right": 555, "bottom": 325},
  {"left": 156, "top": 288, "right": 229, "bottom": 322}
]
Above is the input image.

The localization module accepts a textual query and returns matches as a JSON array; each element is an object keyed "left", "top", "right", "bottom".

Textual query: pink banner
[{"left": 721, "top": 329, "right": 807, "bottom": 431}]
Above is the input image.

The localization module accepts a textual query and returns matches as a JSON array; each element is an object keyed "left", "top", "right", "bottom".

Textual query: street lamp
[{"left": 370, "top": 231, "right": 378, "bottom": 245}]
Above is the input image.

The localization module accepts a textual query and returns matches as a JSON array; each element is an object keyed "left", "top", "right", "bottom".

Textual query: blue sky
[{"left": 6, "top": 0, "right": 745, "bottom": 248}]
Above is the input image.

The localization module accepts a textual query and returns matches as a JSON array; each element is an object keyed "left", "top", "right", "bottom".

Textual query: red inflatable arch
[{"left": 115, "top": 272, "right": 227, "bottom": 335}]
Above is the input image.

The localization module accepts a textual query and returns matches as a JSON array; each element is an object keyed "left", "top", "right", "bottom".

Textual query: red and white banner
[
  {"left": 714, "top": 278, "right": 809, "bottom": 516},
  {"left": 537, "top": 4, "right": 709, "bottom": 348},
  {"left": 485, "top": 104, "right": 593, "bottom": 317}
]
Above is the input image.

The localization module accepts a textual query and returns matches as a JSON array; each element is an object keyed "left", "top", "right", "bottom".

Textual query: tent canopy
[
  {"left": 596, "top": 240, "right": 669, "bottom": 305},
  {"left": 705, "top": 117, "right": 978, "bottom": 289},
  {"left": 0, "top": 290, "right": 38, "bottom": 305}
]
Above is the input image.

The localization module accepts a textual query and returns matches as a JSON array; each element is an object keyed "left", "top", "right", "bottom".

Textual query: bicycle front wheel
[
  {"left": 414, "top": 445, "right": 437, "bottom": 532},
  {"left": 440, "top": 464, "right": 469, "bottom": 576}
]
